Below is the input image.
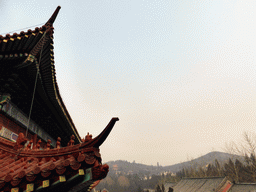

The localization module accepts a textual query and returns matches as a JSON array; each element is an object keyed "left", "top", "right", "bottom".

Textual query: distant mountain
[
  {"left": 104, "top": 151, "right": 243, "bottom": 175},
  {"left": 97, "top": 151, "right": 244, "bottom": 191},
  {"left": 164, "top": 151, "right": 243, "bottom": 173}
]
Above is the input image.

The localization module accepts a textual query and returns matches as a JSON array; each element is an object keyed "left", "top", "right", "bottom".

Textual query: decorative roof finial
[
  {"left": 68, "top": 135, "right": 75, "bottom": 146},
  {"left": 85, "top": 132, "right": 93, "bottom": 142},
  {"left": 56, "top": 137, "right": 61, "bottom": 149},
  {"left": 36, "top": 139, "right": 42, "bottom": 150},
  {"left": 46, "top": 139, "right": 52, "bottom": 150}
]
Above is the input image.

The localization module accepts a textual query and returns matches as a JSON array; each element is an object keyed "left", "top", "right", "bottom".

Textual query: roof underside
[{"left": 0, "top": 6, "right": 81, "bottom": 144}]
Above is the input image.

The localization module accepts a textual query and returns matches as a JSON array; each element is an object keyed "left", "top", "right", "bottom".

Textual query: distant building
[
  {"left": 143, "top": 189, "right": 155, "bottom": 192},
  {"left": 127, "top": 170, "right": 134, "bottom": 175},
  {"left": 113, "top": 164, "right": 118, "bottom": 171},
  {"left": 228, "top": 183, "right": 256, "bottom": 192},
  {"left": 143, "top": 175, "right": 152, "bottom": 180},
  {"left": 101, "top": 188, "right": 109, "bottom": 192},
  {"left": 164, "top": 182, "right": 176, "bottom": 192},
  {"left": 172, "top": 176, "right": 232, "bottom": 192},
  {"left": 169, "top": 177, "right": 256, "bottom": 192}
]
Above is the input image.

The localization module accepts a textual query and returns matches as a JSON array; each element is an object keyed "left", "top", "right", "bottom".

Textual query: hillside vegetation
[
  {"left": 97, "top": 132, "right": 256, "bottom": 191},
  {"left": 96, "top": 151, "right": 243, "bottom": 191}
]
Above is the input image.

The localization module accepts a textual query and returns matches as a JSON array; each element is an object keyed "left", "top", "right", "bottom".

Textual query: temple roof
[
  {"left": 0, "top": 117, "right": 119, "bottom": 191},
  {"left": 0, "top": 6, "right": 81, "bottom": 144},
  {"left": 229, "top": 183, "right": 256, "bottom": 192},
  {"left": 173, "top": 177, "right": 232, "bottom": 192},
  {"left": 0, "top": 137, "right": 106, "bottom": 192},
  {"left": 0, "top": 6, "right": 119, "bottom": 191}
]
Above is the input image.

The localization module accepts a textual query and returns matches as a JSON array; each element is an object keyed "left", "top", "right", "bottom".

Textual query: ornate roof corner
[
  {"left": 80, "top": 117, "right": 119, "bottom": 148},
  {"left": 0, "top": 118, "right": 118, "bottom": 191},
  {"left": 45, "top": 6, "right": 61, "bottom": 26},
  {"left": 93, "top": 117, "right": 119, "bottom": 148}
]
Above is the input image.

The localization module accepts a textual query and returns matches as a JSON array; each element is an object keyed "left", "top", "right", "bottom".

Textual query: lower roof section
[{"left": 0, "top": 121, "right": 119, "bottom": 192}]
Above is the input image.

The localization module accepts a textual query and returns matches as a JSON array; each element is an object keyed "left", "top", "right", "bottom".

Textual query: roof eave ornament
[{"left": 45, "top": 6, "right": 61, "bottom": 26}]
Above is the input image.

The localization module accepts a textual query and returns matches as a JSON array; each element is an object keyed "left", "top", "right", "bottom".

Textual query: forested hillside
[{"left": 96, "top": 151, "right": 243, "bottom": 191}]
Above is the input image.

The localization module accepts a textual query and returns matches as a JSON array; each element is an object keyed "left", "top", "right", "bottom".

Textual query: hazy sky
[{"left": 1, "top": 0, "right": 256, "bottom": 166}]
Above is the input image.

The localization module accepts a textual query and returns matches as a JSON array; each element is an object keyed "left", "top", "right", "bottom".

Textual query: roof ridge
[{"left": 182, "top": 176, "right": 226, "bottom": 179}]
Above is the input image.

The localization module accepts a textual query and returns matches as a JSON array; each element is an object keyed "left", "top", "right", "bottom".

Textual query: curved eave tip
[{"left": 46, "top": 6, "right": 61, "bottom": 25}]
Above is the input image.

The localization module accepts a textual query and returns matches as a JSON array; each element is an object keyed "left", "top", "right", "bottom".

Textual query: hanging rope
[
  {"left": 25, "top": 34, "right": 45, "bottom": 137},
  {"left": 15, "top": 45, "right": 43, "bottom": 156},
  {"left": 0, "top": 22, "right": 45, "bottom": 36}
]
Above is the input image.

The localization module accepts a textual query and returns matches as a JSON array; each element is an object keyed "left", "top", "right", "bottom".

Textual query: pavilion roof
[
  {"left": 0, "top": 117, "right": 119, "bottom": 191},
  {"left": 0, "top": 6, "right": 119, "bottom": 191},
  {"left": 0, "top": 6, "right": 81, "bottom": 144}
]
